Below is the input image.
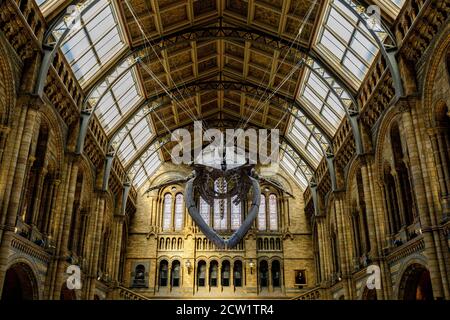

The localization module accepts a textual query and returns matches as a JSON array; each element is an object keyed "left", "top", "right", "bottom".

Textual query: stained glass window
[
  {"left": 231, "top": 196, "right": 242, "bottom": 231},
  {"left": 199, "top": 197, "right": 210, "bottom": 226},
  {"left": 174, "top": 194, "right": 184, "bottom": 231},
  {"left": 269, "top": 194, "right": 278, "bottom": 231},
  {"left": 162, "top": 194, "right": 172, "bottom": 231},
  {"left": 258, "top": 194, "right": 266, "bottom": 231},
  {"left": 214, "top": 179, "right": 227, "bottom": 231}
]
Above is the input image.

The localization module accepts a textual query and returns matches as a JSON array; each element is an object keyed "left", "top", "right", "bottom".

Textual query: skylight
[
  {"left": 279, "top": 143, "right": 315, "bottom": 190},
  {"left": 116, "top": 113, "right": 153, "bottom": 165},
  {"left": 315, "top": 0, "right": 379, "bottom": 87},
  {"left": 280, "top": 151, "right": 309, "bottom": 189},
  {"left": 94, "top": 66, "right": 143, "bottom": 133},
  {"left": 59, "top": 0, "right": 126, "bottom": 85},
  {"left": 132, "top": 148, "right": 162, "bottom": 188},
  {"left": 288, "top": 119, "right": 323, "bottom": 167},
  {"left": 297, "top": 65, "right": 347, "bottom": 132}
]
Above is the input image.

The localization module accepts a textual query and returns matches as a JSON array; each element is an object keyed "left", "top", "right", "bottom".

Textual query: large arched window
[
  {"left": 163, "top": 194, "right": 172, "bottom": 231},
  {"left": 199, "top": 197, "right": 210, "bottom": 226},
  {"left": 221, "top": 261, "right": 231, "bottom": 287},
  {"left": 171, "top": 260, "right": 180, "bottom": 287},
  {"left": 214, "top": 179, "right": 227, "bottom": 231},
  {"left": 384, "top": 167, "right": 401, "bottom": 234},
  {"left": 209, "top": 261, "right": 218, "bottom": 287},
  {"left": 197, "top": 261, "right": 206, "bottom": 287},
  {"left": 259, "top": 260, "right": 269, "bottom": 287},
  {"left": 233, "top": 260, "right": 243, "bottom": 287},
  {"left": 391, "top": 123, "right": 415, "bottom": 227},
  {"left": 258, "top": 194, "right": 266, "bottom": 231},
  {"left": 174, "top": 194, "right": 184, "bottom": 231},
  {"left": 269, "top": 194, "right": 278, "bottom": 231},
  {"left": 272, "top": 260, "right": 281, "bottom": 287},
  {"left": 331, "top": 230, "right": 340, "bottom": 276},
  {"left": 231, "top": 196, "right": 241, "bottom": 230},
  {"left": 159, "top": 260, "right": 168, "bottom": 287}
]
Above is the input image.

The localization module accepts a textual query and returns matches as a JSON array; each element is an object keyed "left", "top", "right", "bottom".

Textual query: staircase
[
  {"left": 116, "top": 286, "right": 150, "bottom": 300},
  {"left": 291, "top": 287, "right": 324, "bottom": 300}
]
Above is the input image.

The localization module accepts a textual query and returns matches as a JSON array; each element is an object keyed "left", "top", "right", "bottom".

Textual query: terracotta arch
[
  {"left": 1, "top": 262, "right": 39, "bottom": 300},
  {"left": 397, "top": 263, "right": 434, "bottom": 300},
  {"left": 0, "top": 34, "right": 15, "bottom": 127}
]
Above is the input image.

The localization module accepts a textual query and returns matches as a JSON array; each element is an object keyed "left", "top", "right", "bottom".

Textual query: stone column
[
  {"left": 315, "top": 217, "right": 326, "bottom": 284},
  {"left": 31, "top": 168, "right": 48, "bottom": 226},
  {"left": 41, "top": 178, "right": 56, "bottom": 233},
  {"left": 111, "top": 214, "right": 125, "bottom": 283},
  {"left": 87, "top": 193, "right": 105, "bottom": 299},
  {"left": 0, "top": 103, "right": 28, "bottom": 232},
  {"left": 401, "top": 99, "right": 449, "bottom": 299},
  {"left": 334, "top": 192, "right": 353, "bottom": 299},
  {"left": 50, "top": 156, "right": 79, "bottom": 299},
  {"left": 360, "top": 156, "right": 379, "bottom": 255},
  {"left": 0, "top": 96, "right": 42, "bottom": 297},
  {"left": 429, "top": 129, "right": 450, "bottom": 219}
]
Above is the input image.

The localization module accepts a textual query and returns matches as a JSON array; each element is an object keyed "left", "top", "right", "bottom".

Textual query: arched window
[
  {"left": 159, "top": 260, "right": 168, "bottom": 287},
  {"left": 163, "top": 194, "right": 172, "bottom": 231},
  {"left": 258, "top": 194, "right": 266, "bottom": 231},
  {"left": 165, "top": 238, "right": 170, "bottom": 250},
  {"left": 331, "top": 231, "right": 340, "bottom": 275},
  {"left": 391, "top": 123, "right": 415, "bottom": 227},
  {"left": 214, "top": 179, "right": 227, "bottom": 231},
  {"left": 231, "top": 196, "right": 242, "bottom": 230},
  {"left": 171, "top": 237, "right": 176, "bottom": 250},
  {"left": 259, "top": 260, "right": 269, "bottom": 287},
  {"left": 257, "top": 238, "right": 263, "bottom": 250},
  {"left": 209, "top": 261, "right": 218, "bottom": 287},
  {"left": 384, "top": 168, "right": 401, "bottom": 234},
  {"left": 199, "top": 197, "right": 210, "bottom": 226},
  {"left": 197, "top": 261, "right": 206, "bottom": 287},
  {"left": 171, "top": 260, "right": 180, "bottom": 287},
  {"left": 269, "top": 194, "right": 278, "bottom": 231},
  {"left": 233, "top": 260, "right": 243, "bottom": 287},
  {"left": 276, "top": 239, "right": 281, "bottom": 250},
  {"left": 272, "top": 260, "right": 281, "bottom": 287},
  {"left": 221, "top": 261, "right": 230, "bottom": 286},
  {"left": 174, "top": 194, "right": 184, "bottom": 231}
]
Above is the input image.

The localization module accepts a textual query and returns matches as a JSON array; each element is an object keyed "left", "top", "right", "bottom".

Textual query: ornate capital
[{"left": 17, "top": 93, "right": 44, "bottom": 111}]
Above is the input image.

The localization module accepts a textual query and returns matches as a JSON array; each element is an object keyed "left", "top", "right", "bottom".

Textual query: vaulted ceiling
[{"left": 37, "top": 0, "right": 405, "bottom": 190}]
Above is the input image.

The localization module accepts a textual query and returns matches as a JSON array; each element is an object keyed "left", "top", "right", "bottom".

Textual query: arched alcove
[
  {"left": 1, "top": 263, "right": 38, "bottom": 300},
  {"left": 398, "top": 264, "right": 434, "bottom": 300}
]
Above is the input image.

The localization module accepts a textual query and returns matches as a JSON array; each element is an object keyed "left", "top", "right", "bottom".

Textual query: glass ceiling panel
[
  {"left": 133, "top": 149, "right": 162, "bottom": 188},
  {"left": 279, "top": 143, "right": 315, "bottom": 190},
  {"left": 280, "top": 151, "right": 308, "bottom": 190},
  {"left": 59, "top": 0, "right": 126, "bottom": 86},
  {"left": 94, "top": 66, "right": 144, "bottom": 133},
  {"left": 288, "top": 119, "right": 322, "bottom": 167},
  {"left": 315, "top": 0, "right": 380, "bottom": 86},
  {"left": 296, "top": 63, "right": 347, "bottom": 133},
  {"left": 116, "top": 116, "right": 153, "bottom": 165}
]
